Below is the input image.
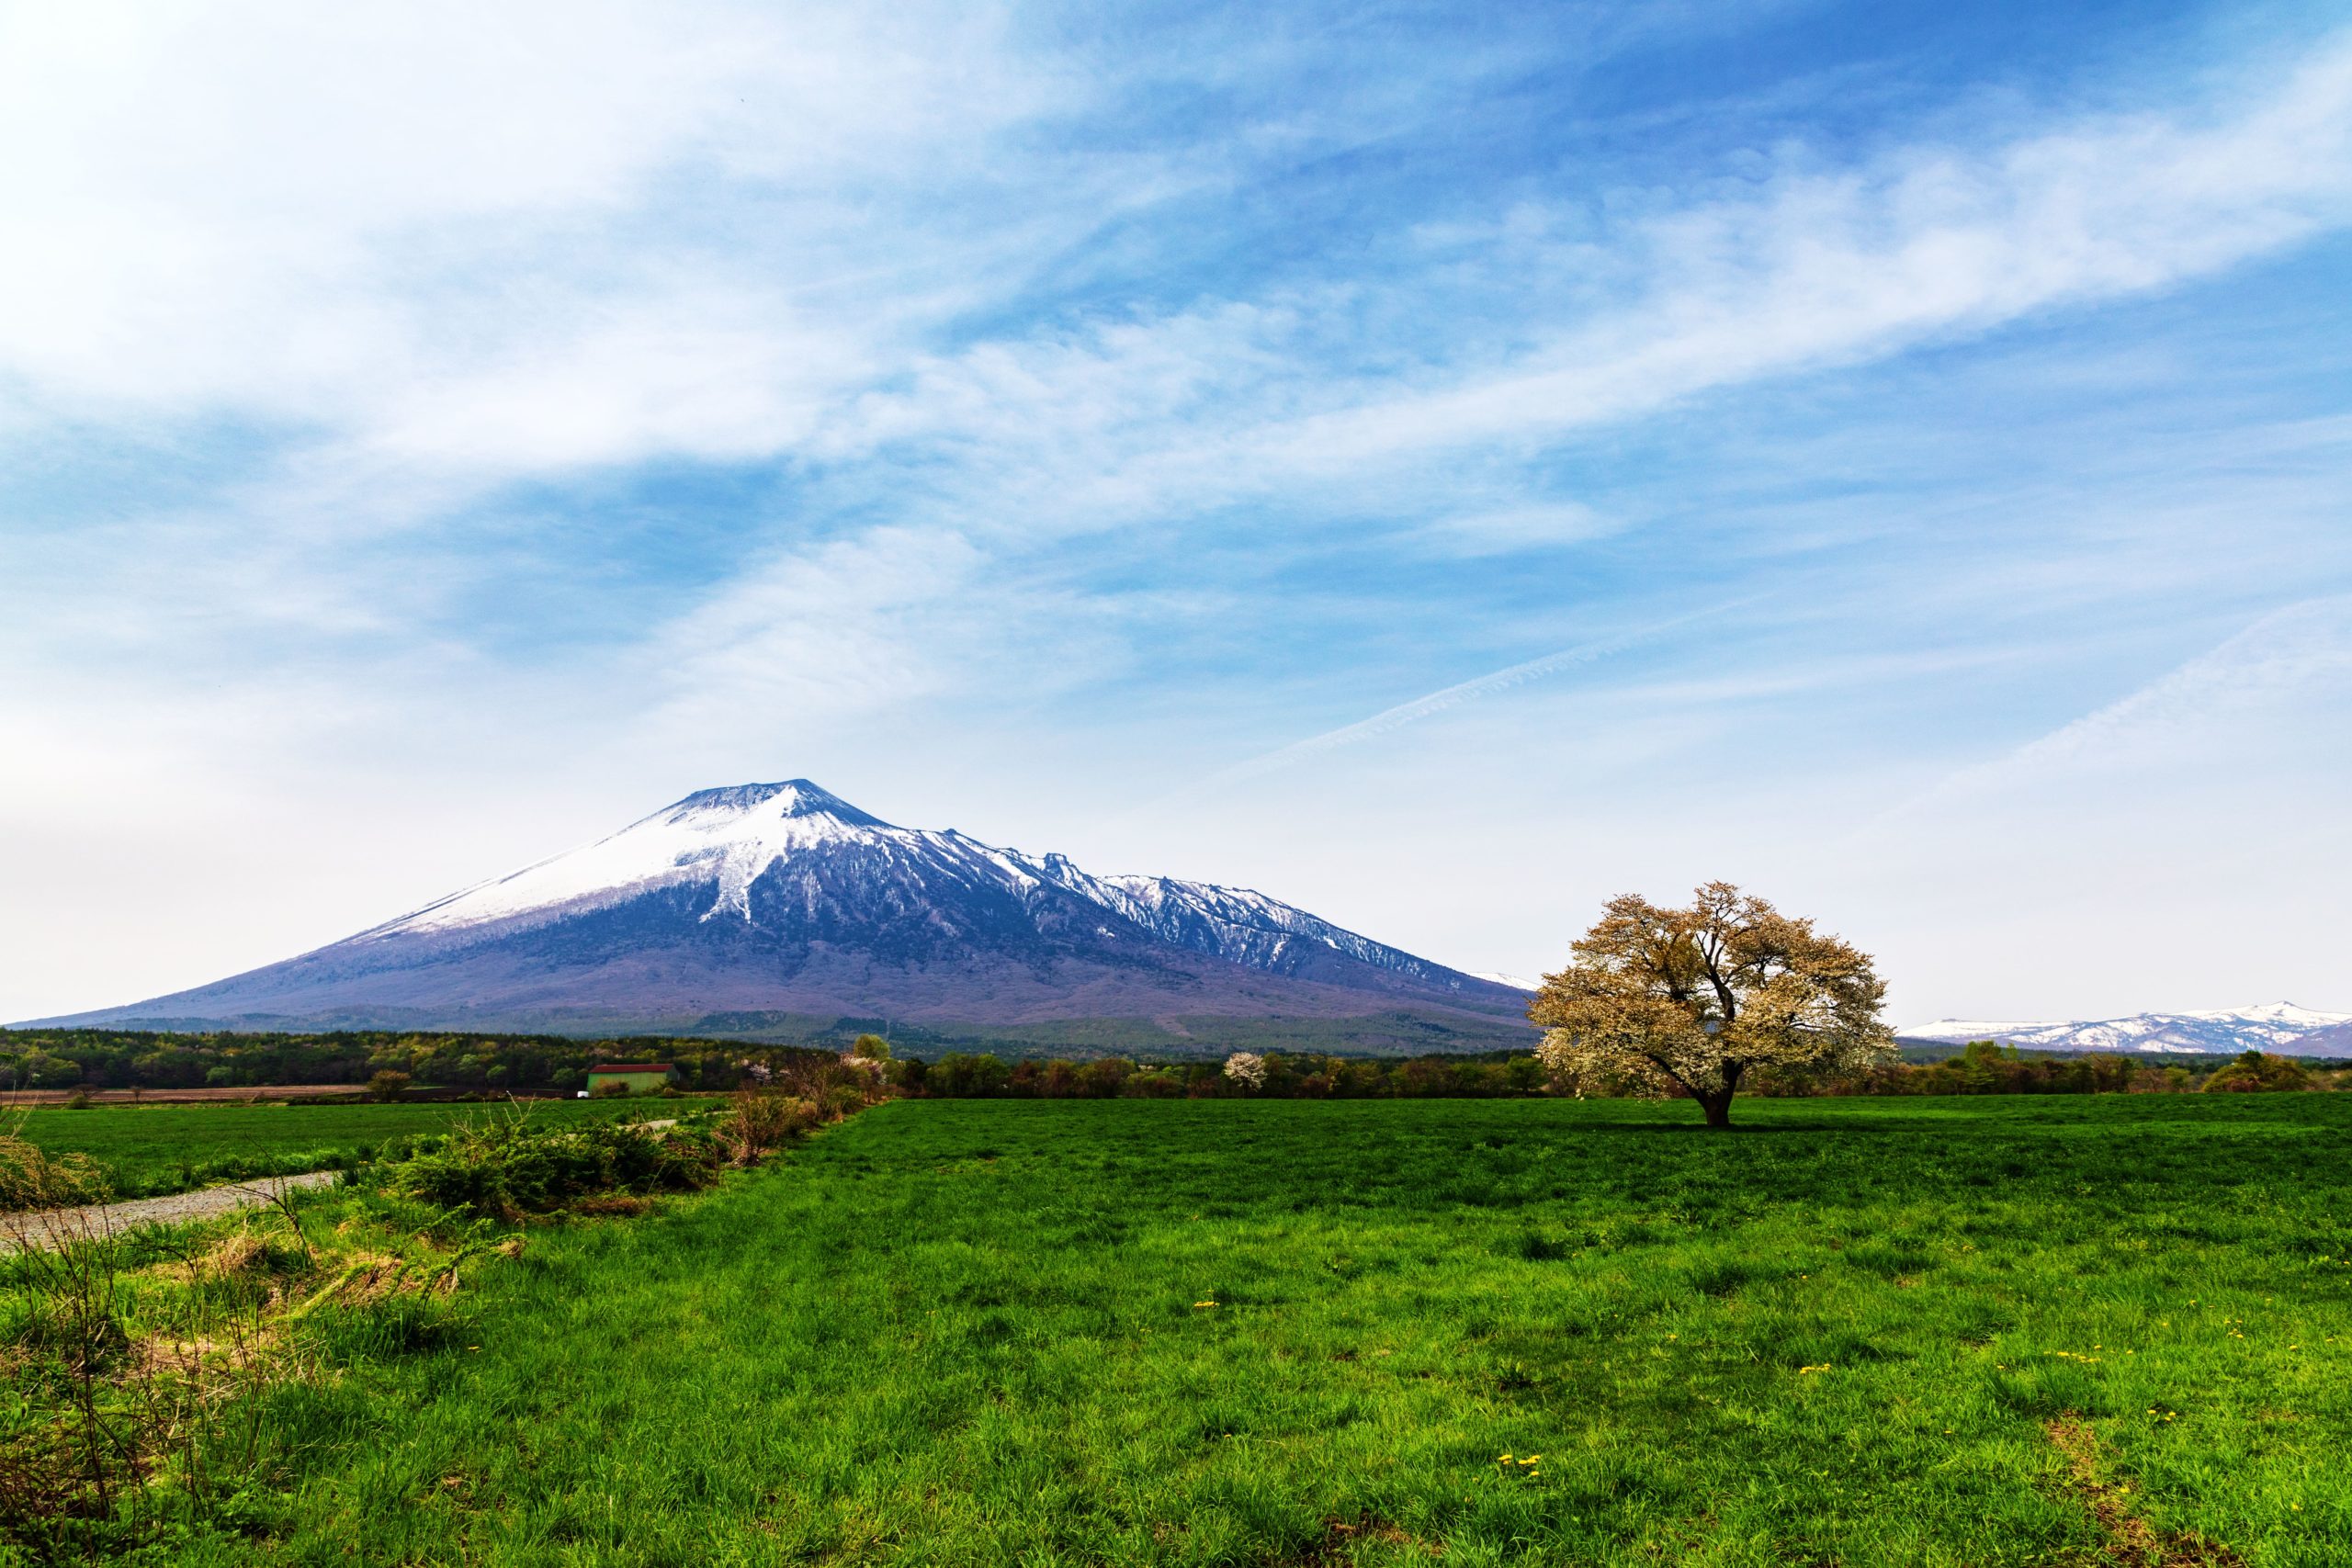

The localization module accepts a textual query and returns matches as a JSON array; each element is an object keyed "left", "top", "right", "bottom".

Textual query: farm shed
[{"left": 584, "top": 1063, "right": 680, "bottom": 1095}]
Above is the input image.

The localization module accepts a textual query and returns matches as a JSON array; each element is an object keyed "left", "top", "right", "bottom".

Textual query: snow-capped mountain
[
  {"left": 30, "top": 781, "right": 1532, "bottom": 1049},
  {"left": 1903, "top": 1002, "right": 2351, "bottom": 1056},
  {"left": 1472, "top": 971, "right": 1541, "bottom": 992}
]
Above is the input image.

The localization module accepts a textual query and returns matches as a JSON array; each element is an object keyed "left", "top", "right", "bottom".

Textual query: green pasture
[
  {"left": 6, "top": 1096, "right": 701, "bottom": 1201},
  {"left": 204, "top": 1093, "right": 2351, "bottom": 1565}
]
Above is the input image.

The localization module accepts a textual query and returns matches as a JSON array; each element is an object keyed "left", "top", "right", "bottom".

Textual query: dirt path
[{"left": 1, "top": 1169, "right": 342, "bottom": 1253}]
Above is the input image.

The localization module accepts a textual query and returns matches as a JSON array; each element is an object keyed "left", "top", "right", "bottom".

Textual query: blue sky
[{"left": 4, "top": 0, "right": 2348, "bottom": 1024}]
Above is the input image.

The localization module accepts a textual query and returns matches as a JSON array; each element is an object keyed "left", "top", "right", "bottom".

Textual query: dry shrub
[
  {"left": 198, "top": 1230, "right": 269, "bottom": 1280},
  {"left": 8, "top": 1212, "right": 508, "bottom": 1551},
  {"left": 0, "top": 1133, "right": 111, "bottom": 1217},
  {"left": 0, "top": 1211, "right": 271, "bottom": 1552},
  {"left": 770, "top": 1052, "right": 888, "bottom": 1109},
  {"left": 285, "top": 1233, "right": 503, "bottom": 1320},
  {"left": 317, "top": 1253, "right": 403, "bottom": 1307},
  {"left": 128, "top": 1333, "right": 253, "bottom": 1381},
  {"left": 717, "top": 1090, "right": 820, "bottom": 1167}
]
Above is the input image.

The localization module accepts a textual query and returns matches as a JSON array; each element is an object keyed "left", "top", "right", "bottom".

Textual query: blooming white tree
[
  {"left": 1223, "top": 1052, "right": 1267, "bottom": 1089},
  {"left": 1532, "top": 882, "right": 1893, "bottom": 1127}
]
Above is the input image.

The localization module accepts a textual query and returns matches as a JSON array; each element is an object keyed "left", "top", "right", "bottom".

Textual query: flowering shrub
[{"left": 1223, "top": 1053, "right": 1267, "bottom": 1090}]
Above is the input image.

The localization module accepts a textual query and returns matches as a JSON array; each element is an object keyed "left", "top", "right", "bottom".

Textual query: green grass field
[
  {"left": 195, "top": 1093, "right": 2350, "bottom": 1566},
  {"left": 6, "top": 1097, "right": 700, "bottom": 1200}
]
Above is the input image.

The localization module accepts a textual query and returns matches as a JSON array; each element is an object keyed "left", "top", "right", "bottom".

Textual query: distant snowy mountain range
[
  {"left": 1902, "top": 1002, "right": 2352, "bottom": 1057},
  {"left": 27, "top": 780, "right": 1532, "bottom": 1052}
]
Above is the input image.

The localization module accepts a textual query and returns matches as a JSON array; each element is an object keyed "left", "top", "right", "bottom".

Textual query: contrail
[
  {"left": 1856, "top": 592, "right": 2352, "bottom": 838},
  {"left": 1130, "top": 597, "right": 1756, "bottom": 818}
]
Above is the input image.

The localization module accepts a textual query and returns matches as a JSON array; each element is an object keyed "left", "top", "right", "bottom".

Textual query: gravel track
[{"left": 1, "top": 1169, "right": 342, "bottom": 1253}]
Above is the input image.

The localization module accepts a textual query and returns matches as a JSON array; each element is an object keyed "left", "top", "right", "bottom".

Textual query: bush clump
[
  {"left": 2201, "top": 1050, "right": 2312, "bottom": 1092},
  {"left": 715, "top": 1089, "right": 821, "bottom": 1167},
  {"left": 0, "top": 1134, "right": 111, "bottom": 1215},
  {"left": 387, "top": 1114, "right": 720, "bottom": 1219}
]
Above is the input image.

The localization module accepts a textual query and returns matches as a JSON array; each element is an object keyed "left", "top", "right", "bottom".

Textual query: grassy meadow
[
  {"left": 5, "top": 1097, "right": 699, "bottom": 1200},
  {"left": 121, "top": 1092, "right": 2347, "bottom": 1566}
]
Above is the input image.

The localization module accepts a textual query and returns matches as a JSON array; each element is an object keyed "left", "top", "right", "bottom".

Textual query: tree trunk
[{"left": 1698, "top": 1090, "right": 1735, "bottom": 1129}]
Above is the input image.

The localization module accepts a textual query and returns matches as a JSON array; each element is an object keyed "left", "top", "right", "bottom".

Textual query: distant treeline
[
  {"left": 0, "top": 1028, "right": 832, "bottom": 1095},
  {"left": 1843, "top": 1041, "right": 2338, "bottom": 1096},
  {"left": 2, "top": 1028, "right": 2341, "bottom": 1100},
  {"left": 888, "top": 1041, "right": 2347, "bottom": 1100},
  {"left": 895, "top": 1052, "right": 1551, "bottom": 1099}
]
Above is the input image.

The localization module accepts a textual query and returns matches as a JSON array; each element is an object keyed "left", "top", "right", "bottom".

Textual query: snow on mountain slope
[
  {"left": 362, "top": 780, "right": 1463, "bottom": 987},
  {"left": 32, "top": 780, "right": 1531, "bottom": 1040},
  {"left": 369, "top": 782, "right": 899, "bottom": 934},
  {"left": 1472, "top": 971, "right": 1540, "bottom": 992},
  {"left": 1905, "top": 1003, "right": 2351, "bottom": 1055},
  {"left": 1022, "top": 859, "right": 1466, "bottom": 987}
]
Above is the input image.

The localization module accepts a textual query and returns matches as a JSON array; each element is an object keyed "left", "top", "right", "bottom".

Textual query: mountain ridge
[
  {"left": 27, "top": 780, "right": 1533, "bottom": 1052},
  {"left": 1901, "top": 1002, "right": 2350, "bottom": 1057}
]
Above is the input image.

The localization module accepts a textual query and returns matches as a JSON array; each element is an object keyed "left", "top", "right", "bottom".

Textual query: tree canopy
[
  {"left": 2200, "top": 1049, "right": 2312, "bottom": 1093},
  {"left": 1530, "top": 882, "right": 1894, "bottom": 1126}
]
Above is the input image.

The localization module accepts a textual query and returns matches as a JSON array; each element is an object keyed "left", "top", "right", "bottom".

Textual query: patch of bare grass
[{"left": 2045, "top": 1417, "right": 2247, "bottom": 1567}]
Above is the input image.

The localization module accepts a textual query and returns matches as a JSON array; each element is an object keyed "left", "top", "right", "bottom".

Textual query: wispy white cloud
[
  {"left": 634, "top": 524, "right": 1146, "bottom": 771},
  {"left": 645, "top": 526, "right": 990, "bottom": 731},
  {"left": 1136, "top": 599, "right": 1757, "bottom": 814},
  {"left": 1889, "top": 594, "right": 2352, "bottom": 813},
  {"left": 1259, "top": 42, "right": 2352, "bottom": 464},
  {"left": 0, "top": 2, "right": 1042, "bottom": 417},
  {"left": 707, "top": 34, "right": 2352, "bottom": 569},
  {"left": 1413, "top": 502, "right": 1625, "bottom": 557}
]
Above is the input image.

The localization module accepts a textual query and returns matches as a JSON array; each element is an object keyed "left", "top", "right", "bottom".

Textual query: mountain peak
[
  {"left": 666, "top": 780, "right": 890, "bottom": 828},
  {"left": 365, "top": 777, "right": 903, "bottom": 938},
  {"left": 2195, "top": 1000, "right": 2333, "bottom": 1025}
]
